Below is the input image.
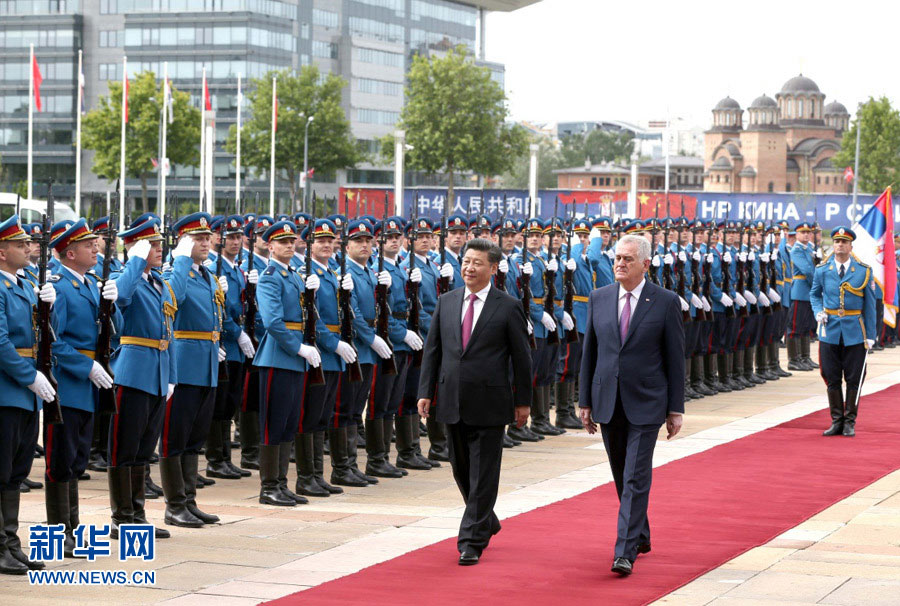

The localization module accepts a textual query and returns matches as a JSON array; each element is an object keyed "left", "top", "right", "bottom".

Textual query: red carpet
[{"left": 266, "top": 383, "right": 900, "bottom": 606}]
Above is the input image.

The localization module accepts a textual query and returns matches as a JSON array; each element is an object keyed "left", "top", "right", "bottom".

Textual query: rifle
[
  {"left": 303, "top": 197, "right": 325, "bottom": 385},
  {"left": 375, "top": 193, "right": 398, "bottom": 375},
  {"left": 495, "top": 194, "right": 507, "bottom": 292},
  {"left": 520, "top": 202, "right": 537, "bottom": 350},
  {"left": 703, "top": 215, "right": 715, "bottom": 319},
  {"left": 543, "top": 197, "right": 560, "bottom": 346},
  {"left": 242, "top": 196, "right": 259, "bottom": 350},
  {"left": 95, "top": 210, "right": 118, "bottom": 414},
  {"left": 339, "top": 194, "right": 363, "bottom": 382},
  {"left": 673, "top": 213, "right": 690, "bottom": 323},
  {"left": 437, "top": 212, "right": 450, "bottom": 295},
  {"left": 768, "top": 223, "right": 781, "bottom": 312},
  {"left": 757, "top": 223, "right": 772, "bottom": 316},
  {"left": 407, "top": 192, "right": 423, "bottom": 368},
  {"left": 215, "top": 210, "right": 230, "bottom": 380},
  {"left": 37, "top": 180, "right": 63, "bottom": 425},
  {"left": 721, "top": 215, "right": 736, "bottom": 318},
  {"left": 734, "top": 215, "right": 749, "bottom": 318},
  {"left": 15, "top": 193, "right": 20, "bottom": 216},
  {"left": 649, "top": 203, "right": 660, "bottom": 285},
  {"left": 563, "top": 200, "right": 578, "bottom": 344},
  {"left": 690, "top": 217, "right": 707, "bottom": 322}
]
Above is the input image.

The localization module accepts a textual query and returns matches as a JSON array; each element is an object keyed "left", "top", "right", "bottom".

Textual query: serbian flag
[
  {"left": 32, "top": 54, "right": 43, "bottom": 112},
  {"left": 852, "top": 186, "right": 898, "bottom": 327},
  {"left": 203, "top": 74, "right": 212, "bottom": 112},
  {"left": 844, "top": 166, "right": 854, "bottom": 184}
]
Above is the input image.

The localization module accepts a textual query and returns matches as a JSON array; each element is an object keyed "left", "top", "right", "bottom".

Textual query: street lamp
[{"left": 302, "top": 115, "right": 314, "bottom": 212}]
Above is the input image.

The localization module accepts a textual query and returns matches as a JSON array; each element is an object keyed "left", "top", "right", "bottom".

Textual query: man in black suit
[
  {"left": 579, "top": 234, "right": 685, "bottom": 576},
  {"left": 418, "top": 238, "right": 532, "bottom": 566}
]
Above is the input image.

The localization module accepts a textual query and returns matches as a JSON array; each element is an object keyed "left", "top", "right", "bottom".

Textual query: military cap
[
  {"left": 275, "top": 214, "right": 291, "bottom": 222},
  {"left": 51, "top": 218, "right": 98, "bottom": 252},
  {"left": 572, "top": 218, "right": 592, "bottom": 234},
  {"left": 327, "top": 214, "right": 348, "bottom": 232},
  {"left": 120, "top": 218, "right": 164, "bottom": 245},
  {"left": 262, "top": 220, "right": 297, "bottom": 242},
  {"left": 173, "top": 212, "right": 214, "bottom": 237},
  {"left": 831, "top": 226, "right": 856, "bottom": 241},
  {"left": 300, "top": 218, "right": 337, "bottom": 240},
  {"left": 0, "top": 215, "right": 30, "bottom": 242},
  {"left": 446, "top": 214, "right": 468, "bottom": 231},
  {"left": 92, "top": 216, "right": 113, "bottom": 233},
  {"left": 623, "top": 220, "right": 645, "bottom": 234},
  {"left": 592, "top": 217, "right": 612, "bottom": 231},
  {"left": 374, "top": 216, "right": 403, "bottom": 237},
  {"left": 348, "top": 219, "right": 375, "bottom": 239},
  {"left": 408, "top": 217, "right": 434, "bottom": 236},
  {"left": 293, "top": 213, "right": 312, "bottom": 231},
  {"left": 795, "top": 221, "right": 813, "bottom": 232},
  {"left": 524, "top": 218, "right": 544, "bottom": 234}
]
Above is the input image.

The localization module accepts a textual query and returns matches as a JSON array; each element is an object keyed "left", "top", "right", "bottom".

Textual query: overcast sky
[{"left": 485, "top": 0, "right": 891, "bottom": 129}]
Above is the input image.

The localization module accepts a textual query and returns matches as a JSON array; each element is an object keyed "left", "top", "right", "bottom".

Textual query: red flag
[
  {"left": 124, "top": 74, "right": 129, "bottom": 123},
  {"left": 32, "top": 54, "right": 43, "bottom": 112},
  {"left": 203, "top": 76, "right": 211, "bottom": 112},
  {"left": 843, "top": 166, "right": 854, "bottom": 183}
]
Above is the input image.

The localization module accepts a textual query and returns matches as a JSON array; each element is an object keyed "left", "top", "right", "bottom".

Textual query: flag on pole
[
  {"left": 164, "top": 76, "right": 174, "bottom": 123},
  {"left": 273, "top": 87, "right": 278, "bottom": 133},
  {"left": 203, "top": 75, "right": 212, "bottom": 112},
  {"left": 32, "top": 54, "right": 43, "bottom": 112},
  {"left": 78, "top": 66, "right": 85, "bottom": 114},
  {"left": 123, "top": 73, "right": 130, "bottom": 123},
  {"left": 851, "top": 186, "right": 899, "bottom": 328},
  {"left": 844, "top": 166, "right": 854, "bottom": 184}
]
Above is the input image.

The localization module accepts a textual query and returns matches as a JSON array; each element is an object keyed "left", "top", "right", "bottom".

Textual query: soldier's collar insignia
[
  {"left": 3, "top": 280, "right": 9, "bottom": 288},
  {"left": 71, "top": 279, "right": 80, "bottom": 287},
  {"left": 189, "top": 271, "right": 195, "bottom": 278},
  {"left": 281, "top": 270, "right": 287, "bottom": 276}
]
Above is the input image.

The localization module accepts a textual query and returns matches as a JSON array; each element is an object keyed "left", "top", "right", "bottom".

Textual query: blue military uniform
[{"left": 788, "top": 222, "right": 819, "bottom": 370}]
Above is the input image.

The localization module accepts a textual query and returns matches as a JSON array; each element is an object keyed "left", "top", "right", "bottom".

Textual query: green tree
[
  {"left": 82, "top": 71, "right": 201, "bottom": 212},
  {"left": 833, "top": 96, "right": 900, "bottom": 194},
  {"left": 381, "top": 46, "right": 529, "bottom": 211},
  {"left": 560, "top": 129, "right": 634, "bottom": 168},
  {"left": 227, "top": 65, "right": 360, "bottom": 207},
  {"left": 501, "top": 137, "right": 564, "bottom": 189}
]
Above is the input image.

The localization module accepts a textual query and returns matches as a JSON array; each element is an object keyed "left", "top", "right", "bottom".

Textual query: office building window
[
  {"left": 312, "top": 40, "right": 338, "bottom": 59},
  {"left": 99, "top": 62, "right": 122, "bottom": 81},
  {"left": 356, "top": 108, "right": 399, "bottom": 125},
  {"left": 352, "top": 0, "right": 403, "bottom": 15},
  {"left": 354, "top": 46, "right": 403, "bottom": 68},
  {"left": 99, "top": 30, "right": 123, "bottom": 47},
  {"left": 348, "top": 16, "right": 403, "bottom": 43},
  {"left": 313, "top": 8, "right": 338, "bottom": 29},
  {"left": 410, "top": 0, "right": 476, "bottom": 27},
  {"left": 355, "top": 78, "right": 402, "bottom": 96},
  {"left": 100, "top": 0, "right": 116, "bottom": 13}
]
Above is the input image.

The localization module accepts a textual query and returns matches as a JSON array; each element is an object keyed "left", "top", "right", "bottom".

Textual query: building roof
[
  {"left": 814, "top": 157, "right": 836, "bottom": 170},
  {"left": 455, "top": 0, "right": 542, "bottom": 10},
  {"left": 640, "top": 156, "right": 704, "bottom": 169},
  {"left": 710, "top": 156, "right": 733, "bottom": 169},
  {"left": 552, "top": 162, "right": 631, "bottom": 175},
  {"left": 749, "top": 94, "right": 777, "bottom": 109},
  {"left": 786, "top": 158, "right": 800, "bottom": 170},
  {"left": 714, "top": 96, "right": 741, "bottom": 110},
  {"left": 779, "top": 74, "right": 821, "bottom": 95},
  {"left": 738, "top": 166, "right": 757, "bottom": 177},
  {"left": 791, "top": 137, "right": 839, "bottom": 156},
  {"left": 824, "top": 100, "right": 849, "bottom": 115}
]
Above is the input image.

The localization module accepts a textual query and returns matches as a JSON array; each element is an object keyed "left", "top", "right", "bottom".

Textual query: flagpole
[
  {"left": 160, "top": 61, "right": 169, "bottom": 220},
  {"left": 236, "top": 73, "right": 242, "bottom": 214},
  {"left": 119, "top": 55, "right": 127, "bottom": 232},
  {"left": 852, "top": 103, "right": 862, "bottom": 221},
  {"left": 269, "top": 76, "right": 276, "bottom": 216},
  {"left": 75, "top": 48, "right": 83, "bottom": 215},
  {"left": 27, "top": 44, "right": 34, "bottom": 201},
  {"left": 200, "top": 67, "right": 207, "bottom": 209}
]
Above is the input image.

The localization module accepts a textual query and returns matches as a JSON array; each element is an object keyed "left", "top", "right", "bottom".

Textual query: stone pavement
[{"left": 3, "top": 346, "right": 899, "bottom": 606}]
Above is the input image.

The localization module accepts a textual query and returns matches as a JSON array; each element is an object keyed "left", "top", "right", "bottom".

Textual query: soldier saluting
[{"left": 810, "top": 226, "right": 876, "bottom": 437}]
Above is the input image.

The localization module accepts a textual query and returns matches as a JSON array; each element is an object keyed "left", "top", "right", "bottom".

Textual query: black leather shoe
[
  {"left": 611, "top": 557, "right": 633, "bottom": 575},
  {"left": 22, "top": 478, "right": 42, "bottom": 490},
  {"left": 637, "top": 542, "right": 651, "bottom": 555},
  {"left": 458, "top": 549, "right": 480, "bottom": 566},
  {"left": 205, "top": 461, "right": 242, "bottom": 479}
]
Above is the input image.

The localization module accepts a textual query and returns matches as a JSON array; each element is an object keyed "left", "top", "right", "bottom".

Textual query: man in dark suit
[
  {"left": 418, "top": 238, "right": 532, "bottom": 566},
  {"left": 579, "top": 234, "right": 685, "bottom": 576}
]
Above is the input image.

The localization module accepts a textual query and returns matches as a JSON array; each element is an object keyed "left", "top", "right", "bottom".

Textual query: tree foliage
[
  {"left": 82, "top": 71, "right": 200, "bottom": 212},
  {"left": 559, "top": 129, "right": 634, "bottom": 168},
  {"left": 227, "top": 65, "right": 360, "bottom": 207},
  {"left": 501, "top": 137, "right": 564, "bottom": 189},
  {"left": 833, "top": 96, "right": 900, "bottom": 194},
  {"left": 381, "top": 46, "right": 528, "bottom": 211}
]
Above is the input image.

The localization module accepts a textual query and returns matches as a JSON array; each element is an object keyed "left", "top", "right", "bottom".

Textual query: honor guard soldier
[
  {"left": 0, "top": 215, "right": 56, "bottom": 574},
  {"left": 253, "top": 220, "right": 321, "bottom": 506},
  {"left": 159, "top": 212, "right": 226, "bottom": 527},
  {"left": 585, "top": 217, "right": 615, "bottom": 289},
  {"left": 106, "top": 218, "right": 175, "bottom": 539},
  {"left": 46, "top": 218, "right": 119, "bottom": 556},
  {"left": 810, "top": 227, "right": 876, "bottom": 437},
  {"left": 441, "top": 215, "right": 468, "bottom": 289},
  {"left": 291, "top": 213, "right": 311, "bottom": 270},
  {"left": 788, "top": 222, "right": 819, "bottom": 370},
  {"left": 22, "top": 223, "right": 42, "bottom": 284}
]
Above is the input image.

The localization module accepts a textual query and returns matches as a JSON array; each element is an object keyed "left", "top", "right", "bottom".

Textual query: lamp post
[{"left": 302, "top": 115, "right": 314, "bottom": 212}]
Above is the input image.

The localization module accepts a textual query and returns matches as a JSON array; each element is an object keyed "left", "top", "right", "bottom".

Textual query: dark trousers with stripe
[
  {"left": 160, "top": 384, "right": 216, "bottom": 458},
  {"left": 258, "top": 367, "right": 303, "bottom": 445},
  {"left": 532, "top": 338, "right": 558, "bottom": 386},
  {"left": 0, "top": 407, "right": 38, "bottom": 491},
  {"left": 557, "top": 337, "right": 582, "bottom": 383},
  {"left": 737, "top": 313, "right": 761, "bottom": 350},
  {"left": 44, "top": 407, "right": 93, "bottom": 483},
  {"left": 789, "top": 300, "right": 815, "bottom": 338},
  {"left": 684, "top": 321, "right": 699, "bottom": 357},
  {"left": 696, "top": 319, "right": 714, "bottom": 356},
  {"left": 213, "top": 361, "right": 244, "bottom": 422},
  {"left": 369, "top": 356, "right": 410, "bottom": 421},
  {"left": 300, "top": 371, "right": 340, "bottom": 434},
  {"left": 819, "top": 339, "right": 866, "bottom": 392},
  {"left": 333, "top": 363, "right": 374, "bottom": 428},
  {"left": 713, "top": 312, "right": 738, "bottom": 355},
  {"left": 401, "top": 362, "right": 424, "bottom": 417},
  {"left": 242, "top": 366, "right": 260, "bottom": 414},
  {"left": 108, "top": 386, "right": 165, "bottom": 468}
]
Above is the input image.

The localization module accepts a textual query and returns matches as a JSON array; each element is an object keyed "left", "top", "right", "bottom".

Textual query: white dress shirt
[
  {"left": 461, "top": 283, "right": 491, "bottom": 328},
  {"left": 836, "top": 258, "right": 850, "bottom": 277},
  {"left": 617, "top": 278, "right": 645, "bottom": 321}
]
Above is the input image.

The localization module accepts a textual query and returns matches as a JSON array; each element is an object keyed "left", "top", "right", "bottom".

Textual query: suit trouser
[
  {"left": 300, "top": 371, "right": 340, "bottom": 434},
  {"left": 258, "top": 367, "right": 303, "bottom": 445},
  {"left": 160, "top": 384, "right": 216, "bottom": 458},
  {"left": 333, "top": 363, "right": 374, "bottom": 427},
  {"left": 0, "top": 407, "right": 38, "bottom": 491},
  {"left": 446, "top": 421, "right": 505, "bottom": 555},
  {"left": 600, "top": 394, "right": 661, "bottom": 561},
  {"left": 241, "top": 366, "right": 260, "bottom": 414},
  {"left": 45, "top": 407, "right": 93, "bottom": 483},
  {"left": 369, "top": 355, "right": 410, "bottom": 420},
  {"left": 819, "top": 340, "right": 866, "bottom": 392},
  {"left": 108, "top": 386, "right": 165, "bottom": 467}
]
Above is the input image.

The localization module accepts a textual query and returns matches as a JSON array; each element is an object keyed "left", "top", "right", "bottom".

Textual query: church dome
[
  {"left": 780, "top": 74, "right": 820, "bottom": 94},
  {"left": 824, "top": 100, "right": 849, "bottom": 116},
  {"left": 749, "top": 94, "right": 777, "bottom": 109},
  {"left": 714, "top": 96, "right": 741, "bottom": 110}
]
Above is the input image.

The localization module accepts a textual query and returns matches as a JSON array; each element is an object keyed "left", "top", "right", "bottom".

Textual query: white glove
[
  {"left": 89, "top": 362, "right": 113, "bottom": 389},
  {"left": 768, "top": 287, "right": 781, "bottom": 303},
  {"left": 664, "top": 253, "right": 674, "bottom": 265},
  {"left": 651, "top": 255, "right": 661, "bottom": 268},
  {"left": 738, "top": 252, "right": 748, "bottom": 263},
  {"left": 341, "top": 273, "right": 354, "bottom": 291},
  {"left": 772, "top": 249, "right": 779, "bottom": 260},
  {"left": 758, "top": 292, "right": 770, "bottom": 307},
  {"left": 547, "top": 258, "right": 559, "bottom": 273},
  {"left": 237, "top": 331, "right": 255, "bottom": 358},
  {"left": 305, "top": 274, "right": 320, "bottom": 291},
  {"left": 706, "top": 253, "right": 714, "bottom": 264},
  {"left": 370, "top": 335, "right": 393, "bottom": 359},
  {"left": 498, "top": 259, "right": 509, "bottom": 274},
  {"left": 377, "top": 270, "right": 391, "bottom": 287},
  {"left": 298, "top": 344, "right": 321, "bottom": 367},
  {"left": 690, "top": 293, "right": 703, "bottom": 309},
  {"left": 734, "top": 292, "right": 747, "bottom": 307},
  {"left": 540, "top": 311, "right": 557, "bottom": 332},
  {"left": 173, "top": 235, "right": 194, "bottom": 259},
  {"left": 701, "top": 297, "right": 711, "bottom": 312},
  {"left": 409, "top": 268, "right": 422, "bottom": 283},
  {"left": 692, "top": 251, "right": 701, "bottom": 262},
  {"left": 161, "top": 262, "right": 172, "bottom": 273},
  {"left": 101, "top": 279, "right": 118, "bottom": 301},
  {"left": 28, "top": 371, "right": 56, "bottom": 403},
  {"left": 679, "top": 297, "right": 689, "bottom": 312},
  {"left": 403, "top": 330, "right": 424, "bottom": 351},
  {"left": 866, "top": 339, "right": 875, "bottom": 349},
  {"left": 565, "top": 258, "right": 576, "bottom": 272},
  {"left": 43, "top": 270, "right": 53, "bottom": 282},
  {"left": 760, "top": 252, "right": 770, "bottom": 263},
  {"left": 814, "top": 249, "right": 823, "bottom": 261},
  {"left": 218, "top": 347, "right": 227, "bottom": 362},
  {"left": 527, "top": 320, "right": 533, "bottom": 335},
  {"left": 335, "top": 341, "right": 357, "bottom": 364},
  {"left": 816, "top": 311, "right": 828, "bottom": 324},
  {"left": 166, "top": 383, "right": 175, "bottom": 400},
  {"left": 440, "top": 263, "right": 454, "bottom": 278},
  {"left": 217, "top": 275, "right": 229, "bottom": 294},
  {"left": 247, "top": 269, "right": 259, "bottom": 285},
  {"left": 723, "top": 252, "right": 733, "bottom": 263},
  {"left": 561, "top": 311, "right": 575, "bottom": 331},
  {"left": 522, "top": 262, "right": 533, "bottom": 275},
  {"left": 130, "top": 239, "right": 151, "bottom": 260},
  {"left": 36, "top": 282, "right": 56, "bottom": 305},
  {"left": 203, "top": 258, "right": 214, "bottom": 268},
  {"left": 605, "top": 249, "right": 616, "bottom": 260},
  {"left": 678, "top": 251, "right": 687, "bottom": 263},
  {"left": 748, "top": 251, "right": 756, "bottom": 261},
  {"left": 588, "top": 227, "right": 603, "bottom": 242},
  {"left": 720, "top": 293, "right": 733, "bottom": 307},
  {"left": 743, "top": 290, "right": 757, "bottom": 305}
]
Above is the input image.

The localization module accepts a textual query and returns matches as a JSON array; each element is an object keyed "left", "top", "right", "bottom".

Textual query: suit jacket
[
  {"left": 418, "top": 285, "right": 532, "bottom": 426},
  {"left": 579, "top": 280, "right": 685, "bottom": 426}
]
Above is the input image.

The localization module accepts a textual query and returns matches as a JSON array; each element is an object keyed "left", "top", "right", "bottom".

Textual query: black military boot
[
  {"left": 294, "top": 433, "right": 330, "bottom": 497},
  {"left": 45, "top": 480, "right": 76, "bottom": 557},
  {"left": 348, "top": 424, "right": 379, "bottom": 483},
  {"left": 683, "top": 357, "right": 700, "bottom": 400},
  {"left": 787, "top": 337, "right": 805, "bottom": 370},
  {"left": 706, "top": 353, "right": 728, "bottom": 393},
  {"left": 721, "top": 353, "right": 742, "bottom": 390},
  {"left": 756, "top": 344, "right": 778, "bottom": 380},
  {"left": 144, "top": 464, "right": 163, "bottom": 499},
  {"left": 843, "top": 387, "right": 859, "bottom": 437},
  {"left": 409, "top": 416, "right": 438, "bottom": 467},
  {"left": 107, "top": 466, "right": 134, "bottom": 539},
  {"left": 67, "top": 480, "right": 85, "bottom": 557},
  {"left": 542, "top": 385, "right": 565, "bottom": 434},
  {"left": 823, "top": 388, "right": 845, "bottom": 436},
  {"left": 159, "top": 457, "right": 203, "bottom": 528},
  {"left": 221, "top": 421, "right": 250, "bottom": 477},
  {"left": 381, "top": 417, "right": 407, "bottom": 476},
  {"left": 313, "top": 432, "right": 343, "bottom": 494},
  {"left": 733, "top": 350, "right": 753, "bottom": 388},
  {"left": 130, "top": 466, "right": 169, "bottom": 538},
  {"left": 329, "top": 428, "right": 368, "bottom": 487},
  {"left": 769, "top": 341, "right": 792, "bottom": 377},
  {"left": 554, "top": 382, "right": 583, "bottom": 428},
  {"left": 396, "top": 415, "right": 432, "bottom": 470},
  {"left": 801, "top": 335, "right": 819, "bottom": 369},
  {"left": 277, "top": 442, "right": 307, "bottom": 504},
  {"left": 744, "top": 346, "right": 766, "bottom": 384},
  {"left": 205, "top": 421, "right": 241, "bottom": 479},
  {"left": 239, "top": 410, "right": 260, "bottom": 470},
  {"left": 182, "top": 453, "right": 219, "bottom": 524},
  {"left": 426, "top": 418, "right": 451, "bottom": 461},
  {"left": 691, "top": 356, "right": 716, "bottom": 395},
  {"left": 1, "top": 489, "right": 40, "bottom": 572},
  {"left": 258, "top": 445, "right": 295, "bottom": 506}
]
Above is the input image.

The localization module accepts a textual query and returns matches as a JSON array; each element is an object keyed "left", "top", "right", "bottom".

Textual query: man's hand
[
  {"left": 515, "top": 405, "right": 530, "bottom": 428},
  {"left": 417, "top": 398, "right": 431, "bottom": 419},
  {"left": 666, "top": 413, "right": 683, "bottom": 440},
  {"left": 579, "top": 407, "right": 597, "bottom": 434}
]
